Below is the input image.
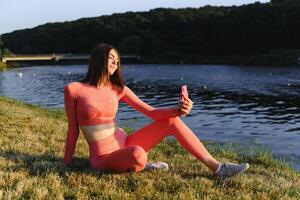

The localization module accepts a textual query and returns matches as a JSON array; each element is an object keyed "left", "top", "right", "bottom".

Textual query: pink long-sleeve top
[{"left": 63, "top": 82, "right": 179, "bottom": 164}]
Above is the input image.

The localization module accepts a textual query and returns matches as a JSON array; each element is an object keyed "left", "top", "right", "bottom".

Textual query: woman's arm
[
  {"left": 119, "top": 86, "right": 180, "bottom": 121},
  {"left": 63, "top": 84, "right": 80, "bottom": 165}
]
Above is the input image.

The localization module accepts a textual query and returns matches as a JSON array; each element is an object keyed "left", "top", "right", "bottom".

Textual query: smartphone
[{"left": 181, "top": 85, "right": 188, "bottom": 101}]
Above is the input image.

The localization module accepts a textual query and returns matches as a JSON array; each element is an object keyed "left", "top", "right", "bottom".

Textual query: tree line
[{"left": 2, "top": 0, "right": 300, "bottom": 64}]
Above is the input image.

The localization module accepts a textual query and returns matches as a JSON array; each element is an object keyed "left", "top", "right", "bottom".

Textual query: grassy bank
[
  {"left": 0, "top": 61, "right": 8, "bottom": 69},
  {"left": 0, "top": 61, "right": 18, "bottom": 70},
  {"left": 0, "top": 96, "right": 299, "bottom": 199}
]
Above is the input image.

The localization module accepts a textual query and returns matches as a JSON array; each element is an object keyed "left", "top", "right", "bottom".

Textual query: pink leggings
[{"left": 89, "top": 117, "right": 215, "bottom": 173}]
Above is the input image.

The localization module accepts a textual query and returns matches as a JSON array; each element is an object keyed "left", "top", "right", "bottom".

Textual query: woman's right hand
[{"left": 179, "top": 96, "right": 193, "bottom": 116}]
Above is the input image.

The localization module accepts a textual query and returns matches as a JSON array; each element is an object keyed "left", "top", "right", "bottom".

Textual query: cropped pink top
[{"left": 63, "top": 82, "right": 179, "bottom": 164}]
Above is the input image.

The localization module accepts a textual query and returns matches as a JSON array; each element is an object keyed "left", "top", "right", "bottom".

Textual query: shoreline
[
  {"left": 0, "top": 61, "right": 8, "bottom": 69},
  {"left": 1, "top": 52, "right": 300, "bottom": 69},
  {"left": 0, "top": 60, "right": 18, "bottom": 69},
  {"left": 0, "top": 95, "right": 299, "bottom": 199}
]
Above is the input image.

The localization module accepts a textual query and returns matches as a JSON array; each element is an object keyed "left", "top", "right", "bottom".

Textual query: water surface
[{"left": 1, "top": 64, "right": 299, "bottom": 170}]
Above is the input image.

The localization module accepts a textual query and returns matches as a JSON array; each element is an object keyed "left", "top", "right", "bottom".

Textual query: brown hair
[{"left": 81, "top": 43, "right": 124, "bottom": 90}]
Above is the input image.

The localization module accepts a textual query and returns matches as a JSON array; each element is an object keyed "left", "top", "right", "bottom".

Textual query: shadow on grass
[
  {"left": 179, "top": 170, "right": 214, "bottom": 180},
  {"left": 0, "top": 150, "right": 111, "bottom": 177},
  {"left": 0, "top": 149, "right": 219, "bottom": 181}
]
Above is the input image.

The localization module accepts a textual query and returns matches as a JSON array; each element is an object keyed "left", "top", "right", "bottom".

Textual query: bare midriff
[{"left": 80, "top": 122, "right": 118, "bottom": 142}]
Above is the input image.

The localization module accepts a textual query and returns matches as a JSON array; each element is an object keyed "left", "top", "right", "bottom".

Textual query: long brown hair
[{"left": 81, "top": 43, "right": 124, "bottom": 90}]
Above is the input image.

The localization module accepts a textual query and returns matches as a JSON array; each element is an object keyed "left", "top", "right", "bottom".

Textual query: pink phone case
[{"left": 181, "top": 85, "right": 188, "bottom": 100}]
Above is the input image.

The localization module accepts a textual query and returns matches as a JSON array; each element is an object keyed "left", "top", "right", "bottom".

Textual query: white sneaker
[
  {"left": 214, "top": 163, "right": 249, "bottom": 178},
  {"left": 145, "top": 162, "right": 169, "bottom": 171}
]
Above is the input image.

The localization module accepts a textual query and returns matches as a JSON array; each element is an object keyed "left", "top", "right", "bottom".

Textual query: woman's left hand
[{"left": 179, "top": 96, "right": 193, "bottom": 116}]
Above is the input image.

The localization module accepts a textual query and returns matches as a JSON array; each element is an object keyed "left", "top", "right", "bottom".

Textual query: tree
[
  {"left": 3, "top": 49, "right": 13, "bottom": 56},
  {"left": 0, "top": 35, "right": 3, "bottom": 57},
  {"left": 271, "top": 0, "right": 300, "bottom": 5},
  {"left": 118, "top": 35, "right": 141, "bottom": 54}
]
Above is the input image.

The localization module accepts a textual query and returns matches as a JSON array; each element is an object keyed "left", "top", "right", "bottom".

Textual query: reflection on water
[{"left": 0, "top": 64, "right": 300, "bottom": 171}]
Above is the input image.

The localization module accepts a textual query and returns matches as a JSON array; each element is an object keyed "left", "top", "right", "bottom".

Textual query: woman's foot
[
  {"left": 214, "top": 163, "right": 249, "bottom": 178},
  {"left": 145, "top": 162, "right": 169, "bottom": 171}
]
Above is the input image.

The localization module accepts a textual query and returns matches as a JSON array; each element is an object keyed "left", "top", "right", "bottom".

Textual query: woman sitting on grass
[{"left": 63, "top": 43, "right": 249, "bottom": 178}]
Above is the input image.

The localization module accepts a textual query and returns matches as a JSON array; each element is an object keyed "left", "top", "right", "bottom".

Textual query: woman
[{"left": 63, "top": 43, "right": 249, "bottom": 178}]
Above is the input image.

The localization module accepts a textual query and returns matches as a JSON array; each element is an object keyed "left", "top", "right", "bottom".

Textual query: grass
[
  {"left": 0, "top": 61, "right": 19, "bottom": 70},
  {"left": 0, "top": 61, "right": 8, "bottom": 69},
  {"left": 0, "top": 96, "right": 299, "bottom": 199}
]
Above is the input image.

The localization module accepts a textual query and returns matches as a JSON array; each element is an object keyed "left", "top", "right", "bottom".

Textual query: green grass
[
  {"left": 0, "top": 96, "right": 299, "bottom": 199},
  {"left": 0, "top": 61, "right": 7, "bottom": 69},
  {"left": 0, "top": 61, "right": 19, "bottom": 70}
]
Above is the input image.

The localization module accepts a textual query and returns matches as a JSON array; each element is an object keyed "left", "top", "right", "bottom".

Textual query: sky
[{"left": 1, "top": 0, "right": 270, "bottom": 34}]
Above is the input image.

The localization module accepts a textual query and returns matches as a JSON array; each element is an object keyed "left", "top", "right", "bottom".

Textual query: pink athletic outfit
[{"left": 63, "top": 82, "right": 211, "bottom": 172}]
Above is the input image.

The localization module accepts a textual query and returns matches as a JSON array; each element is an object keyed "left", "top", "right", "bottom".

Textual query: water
[{"left": 1, "top": 64, "right": 300, "bottom": 171}]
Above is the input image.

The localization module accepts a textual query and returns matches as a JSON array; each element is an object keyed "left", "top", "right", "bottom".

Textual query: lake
[{"left": 0, "top": 64, "right": 299, "bottom": 170}]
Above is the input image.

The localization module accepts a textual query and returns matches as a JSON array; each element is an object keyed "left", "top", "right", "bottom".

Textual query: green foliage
[
  {"left": 0, "top": 61, "right": 7, "bottom": 69},
  {"left": 2, "top": 48, "right": 13, "bottom": 56},
  {"left": 0, "top": 35, "right": 2, "bottom": 57},
  {"left": 118, "top": 35, "right": 141, "bottom": 54},
  {"left": 2, "top": 2, "right": 300, "bottom": 64},
  {"left": 271, "top": 0, "right": 300, "bottom": 5}
]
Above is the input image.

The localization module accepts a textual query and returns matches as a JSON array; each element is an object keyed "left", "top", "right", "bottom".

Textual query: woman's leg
[
  {"left": 90, "top": 145, "right": 148, "bottom": 173},
  {"left": 126, "top": 117, "right": 220, "bottom": 171}
]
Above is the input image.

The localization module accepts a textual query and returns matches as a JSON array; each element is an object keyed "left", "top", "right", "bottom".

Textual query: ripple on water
[
  {"left": 286, "top": 127, "right": 300, "bottom": 132},
  {"left": 215, "top": 132, "right": 225, "bottom": 135},
  {"left": 1, "top": 64, "right": 300, "bottom": 171}
]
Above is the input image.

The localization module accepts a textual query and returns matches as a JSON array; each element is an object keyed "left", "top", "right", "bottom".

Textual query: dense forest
[{"left": 2, "top": 0, "right": 300, "bottom": 64}]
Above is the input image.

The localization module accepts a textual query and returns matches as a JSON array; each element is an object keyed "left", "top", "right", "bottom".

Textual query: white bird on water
[{"left": 16, "top": 72, "right": 22, "bottom": 77}]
